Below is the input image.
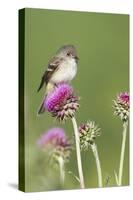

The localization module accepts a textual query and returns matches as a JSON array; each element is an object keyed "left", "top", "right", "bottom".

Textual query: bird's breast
[{"left": 50, "top": 58, "right": 77, "bottom": 84}]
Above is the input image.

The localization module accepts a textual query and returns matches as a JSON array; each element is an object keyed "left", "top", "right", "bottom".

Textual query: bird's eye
[{"left": 67, "top": 52, "right": 71, "bottom": 56}]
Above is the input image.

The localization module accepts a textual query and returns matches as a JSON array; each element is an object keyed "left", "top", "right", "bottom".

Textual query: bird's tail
[
  {"left": 37, "top": 83, "right": 54, "bottom": 116},
  {"left": 37, "top": 97, "right": 46, "bottom": 115}
]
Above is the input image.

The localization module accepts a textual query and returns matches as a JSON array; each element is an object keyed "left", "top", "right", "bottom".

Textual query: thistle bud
[
  {"left": 113, "top": 92, "right": 129, "bottom": 122},
  {"left": 79, "top": 121, "right": 101, "bottom": 151}
]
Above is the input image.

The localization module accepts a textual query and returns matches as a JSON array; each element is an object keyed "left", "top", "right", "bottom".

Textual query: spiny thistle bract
[
  {"left": 113, "top": 92, "right": 129, "bottom": 122},
  {"left": 44, "top": 83, "right": 79, "bottom": 121},
  {"left": 37, "top": 127, "right": 71, "bottom": 163},
  {"left": 79, "top": 121, "right": 101, "bottom": 151}
]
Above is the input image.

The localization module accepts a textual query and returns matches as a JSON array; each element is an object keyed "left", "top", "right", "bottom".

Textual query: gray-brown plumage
[
  {"left": 37, "top": 56, "right": 64, "bottom": 92},
  {"left": 37, "top": 45, "right": 79, "bottom": 115}
]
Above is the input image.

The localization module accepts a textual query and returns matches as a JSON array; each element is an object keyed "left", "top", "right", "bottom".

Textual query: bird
[{"left": 37, "top": 44, "right": 79, "bottom": 115}]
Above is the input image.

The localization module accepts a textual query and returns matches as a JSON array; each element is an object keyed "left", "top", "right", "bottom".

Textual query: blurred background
[{"left": 23, "top": 8, "right": 129, "bottom": 192}]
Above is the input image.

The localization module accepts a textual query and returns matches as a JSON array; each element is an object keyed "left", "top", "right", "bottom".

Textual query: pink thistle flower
[
  {"left": 44, "top": 83, "right": 79, "bottom": 121},
  {"left": 37, "top": 127, "right": 71, "bottom": 162},
  {"left": 37, "top": 128, "right": 68, "bottom": 147},
  {"left": 113, "top": 92, "right": 129, "bottom": 122},
  {"left": 117, "top": 92, "right": 129, "bottom": 106}
]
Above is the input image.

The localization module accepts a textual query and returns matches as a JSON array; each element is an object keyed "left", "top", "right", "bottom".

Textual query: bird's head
[{"left": 57, "top": 45, "right": 79, "bottom": 62}]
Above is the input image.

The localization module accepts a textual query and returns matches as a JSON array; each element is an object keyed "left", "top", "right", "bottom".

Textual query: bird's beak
[{"left": 74, "top": 56, "right": 79, "bottom": 60}]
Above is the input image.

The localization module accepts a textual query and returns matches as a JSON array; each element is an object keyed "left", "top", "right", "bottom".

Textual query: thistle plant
[
  {"left": 43, "top": 83, "right": 85, "bottom": 188},
  {"left": 37, "top": 127, "right": 71, "bottom": 185},
  {"left": 113, "top": 92, "right": 129, "bottom": 122},
  {"left": 79, "top": 121, "right": 103, "bottom": 187},
  {"left": 44, "top": 83, "right": 79, "bottom": 121},
  {"left": 113, "top": 92, "right": 129, "bottom": 186}
]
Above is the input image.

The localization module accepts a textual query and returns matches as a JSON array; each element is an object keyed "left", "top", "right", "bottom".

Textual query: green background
[{"left": 24, "top": 8, "right": 129, "bottom": 192}]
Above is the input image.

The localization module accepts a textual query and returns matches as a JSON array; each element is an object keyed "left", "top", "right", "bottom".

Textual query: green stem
[
  {"left": 91, "top": 143, "right": 103, "bottom": 187},
  {"left": 58, "top": 156, "right": 65, "bottom": 186},
  {"left": 71, "top": 116, "right": 85, "bottom": 189},
  {"left": 118, "top": 122, "right": 128, "bottom": 186}
]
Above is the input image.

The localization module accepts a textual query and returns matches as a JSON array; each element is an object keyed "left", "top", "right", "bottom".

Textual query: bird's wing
[{"left": 37, "top": 56, "right": 63, "bottom": 92}]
